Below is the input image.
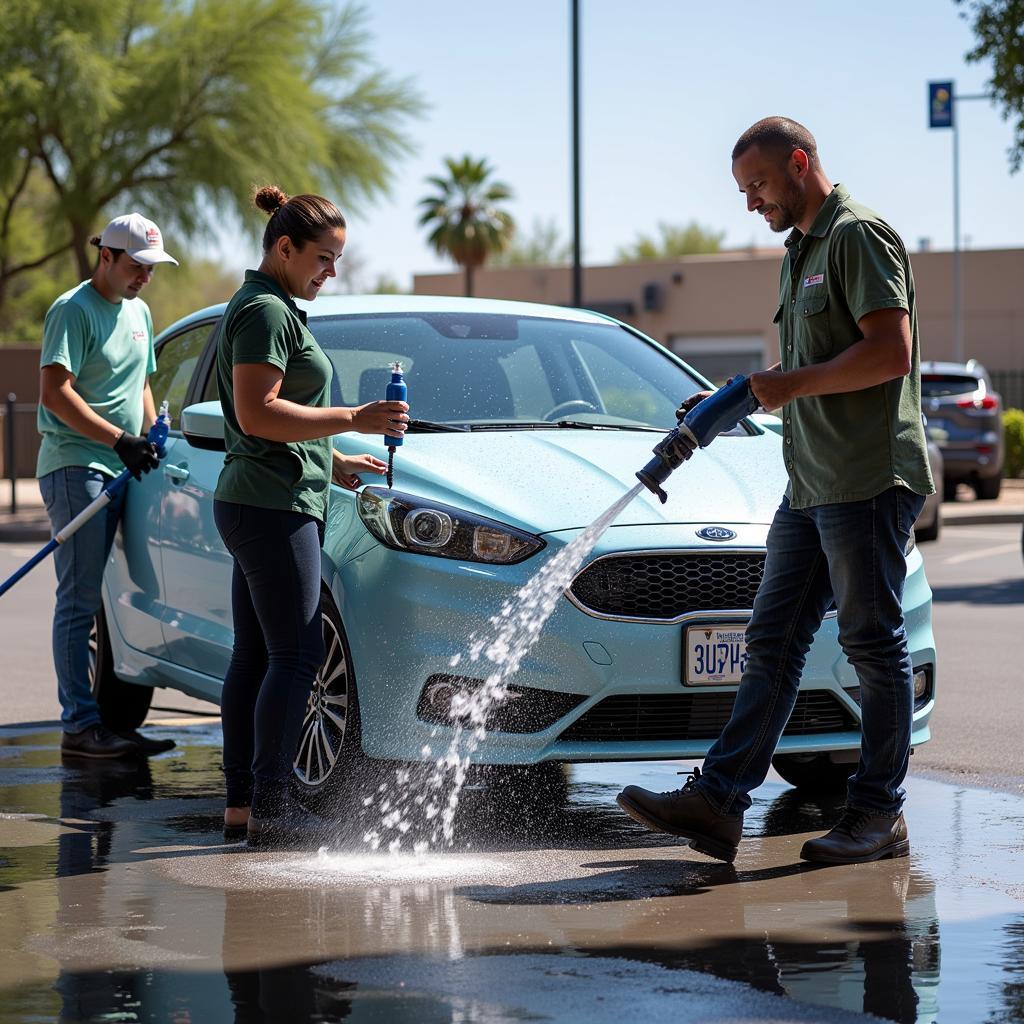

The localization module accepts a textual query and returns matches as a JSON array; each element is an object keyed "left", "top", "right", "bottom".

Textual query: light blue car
[{"left": 91, "top": 295, "right": 936, "bottom": 799}]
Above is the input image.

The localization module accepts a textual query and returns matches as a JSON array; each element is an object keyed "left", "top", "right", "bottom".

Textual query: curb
[{"left": 944, "top": 510, "right": 1024, "bottom": 527}]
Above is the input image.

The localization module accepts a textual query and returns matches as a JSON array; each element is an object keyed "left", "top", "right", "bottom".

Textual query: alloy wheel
[{"left": 293, "top": 609, "right": 350, "bottom": 786}]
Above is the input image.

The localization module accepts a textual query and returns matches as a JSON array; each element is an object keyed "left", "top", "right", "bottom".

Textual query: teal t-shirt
[
  {"left": 214, "top": 270, "right": 334, "bottom": 521},
  {"left": 36, "top": 281, "right": 157, "bottom": 478}
]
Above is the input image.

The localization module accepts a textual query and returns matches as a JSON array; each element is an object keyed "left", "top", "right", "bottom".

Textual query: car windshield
[
  {"left": 921, "top": 373, "right": 979, "bottom": 398},
  {"left": 309, "top": 312, "right": 705, "bottom": 430}
]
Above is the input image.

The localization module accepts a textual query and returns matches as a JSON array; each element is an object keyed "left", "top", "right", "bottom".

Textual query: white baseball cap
[{"left": 98, "top": 213, "right": 179, "bottom": 266}]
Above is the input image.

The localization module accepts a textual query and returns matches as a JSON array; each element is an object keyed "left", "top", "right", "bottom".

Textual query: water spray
[
  {"left": 0, "top": 402, "right": 172, "bottom": 598},
  {"left": 636, "top": 375, "right": 760, "bottom": 503},
  {"left": 384, "top": 361, "right": 407, "bottom": 489}
]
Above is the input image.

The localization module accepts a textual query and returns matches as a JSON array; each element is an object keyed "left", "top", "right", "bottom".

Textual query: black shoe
[
  {"left": 800, "top": 808, "right": 910, "bottom": 864},
  {"left": 223, "top": 821, "right": 249, "bottom": 843},
  {"left": 116, "top": 729, "right": 176, "bottom": 755},
  {"left": 61, "top": 724, "right": 140, "bottom": 759},
  {"left": 246, "top": 807, "right": 333, "bottom": 851},
  {"left": 616, "top": 766, "right": 743, "bottom": 863}
]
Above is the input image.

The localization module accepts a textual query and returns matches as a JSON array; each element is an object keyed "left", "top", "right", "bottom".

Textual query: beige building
[{"left": 414, "top": 247, "right": 1024, "bottom": 388}]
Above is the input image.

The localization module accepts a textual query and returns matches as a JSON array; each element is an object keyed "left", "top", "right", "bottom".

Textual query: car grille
[
  {"left": 558, "top": 691, "right": 857, "bottom": 743},
  {"left": 570, "top": 552, "right": 766, "bottom": 620}
]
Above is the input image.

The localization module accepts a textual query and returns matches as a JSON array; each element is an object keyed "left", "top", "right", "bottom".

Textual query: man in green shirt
[
  {"left": 618, "top": 117, "right": 934, "bottom": 864},
  {"left": 37, "top": 213, "right": 178, "bottom": 759}
]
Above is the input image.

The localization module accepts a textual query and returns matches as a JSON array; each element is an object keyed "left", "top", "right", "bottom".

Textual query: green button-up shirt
[{"left": 776, "top": 184, "right": 934, "bottom": 508}]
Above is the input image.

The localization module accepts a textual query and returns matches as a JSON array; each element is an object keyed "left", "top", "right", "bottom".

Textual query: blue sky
[{"left": 330, "top": 1, "right": 1022, "bottom": 289}]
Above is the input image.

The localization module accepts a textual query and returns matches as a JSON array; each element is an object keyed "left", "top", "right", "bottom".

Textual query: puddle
[{"left": 1, "top": 724, "right": 1024, "bottom": 1022}]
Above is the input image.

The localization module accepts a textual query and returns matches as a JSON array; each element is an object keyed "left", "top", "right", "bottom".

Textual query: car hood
[{"left": 334, "top": 429, "right": 785, "bottom": 535}]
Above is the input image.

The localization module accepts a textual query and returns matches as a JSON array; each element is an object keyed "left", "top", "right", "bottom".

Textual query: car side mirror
[{"left": 181, "top": 401, "right": 226, "bottom": 452}]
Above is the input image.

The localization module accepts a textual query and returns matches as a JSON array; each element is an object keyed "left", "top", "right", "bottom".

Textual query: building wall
[{"left": 414, "top": 247, "right": 1024, "bottom": 373}]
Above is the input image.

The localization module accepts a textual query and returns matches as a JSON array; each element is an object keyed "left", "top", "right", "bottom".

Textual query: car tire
[
  {"left": 90, "top": 604, "right": 154, "bottom": 732},
  {"left": 976, "top": 474, "right": 1002, "bottom": 500},
  {"left": 771, "top": 753, "right": 854, "bottom": 795},
  {"left": 291, "top": 593, "right": 369, "bottom": 814},
  {"left": 915, "top": 506, "right": 941, "bottom": 543}
]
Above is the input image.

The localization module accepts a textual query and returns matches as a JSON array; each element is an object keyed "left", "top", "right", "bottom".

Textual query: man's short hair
[{"left": 732, "top": 117, "right": 819, "bottom": 168}]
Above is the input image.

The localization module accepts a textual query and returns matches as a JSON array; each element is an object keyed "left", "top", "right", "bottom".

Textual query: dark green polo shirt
[
  {"left": 776, "top": 184, "right": 934, "bottom": 508},
  {"left": 215, "top": 270, "right": 334, "bottom": 521}
]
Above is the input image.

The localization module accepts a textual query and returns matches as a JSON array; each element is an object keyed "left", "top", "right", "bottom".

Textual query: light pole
[{"left": 928, "top": 80, "right": 992, "bottom": 363}]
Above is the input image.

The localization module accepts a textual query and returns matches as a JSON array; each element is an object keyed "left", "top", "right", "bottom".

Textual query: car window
[
  {"left": 310, "top": 313, "right": 701, "bottom": 428},
  {"left": 151, "top": 322, "right": 216, "bottom": 426},
  {"left": 921, "top": 374, "right": 978, "bottom": 398}
]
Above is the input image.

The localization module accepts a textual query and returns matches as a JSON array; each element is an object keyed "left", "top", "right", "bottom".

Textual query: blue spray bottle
[{"left": 385, "top": 361, "right": 406, "bottom": 488}]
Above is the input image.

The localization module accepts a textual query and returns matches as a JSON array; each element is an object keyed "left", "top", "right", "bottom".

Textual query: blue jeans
[
  {"left": 214, "top": 500, "right": 325, "bottom": 817},
  {"left": 696, "top": 486, "right": 925, "bottom": 818},
  {"left": 38, "top": 467, "right": 126, "bottom": 733}
]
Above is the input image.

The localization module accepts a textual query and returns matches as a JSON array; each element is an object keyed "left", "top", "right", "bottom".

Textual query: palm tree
[{"left": 418, "top": 156, "right": 515, "bottom": 296}]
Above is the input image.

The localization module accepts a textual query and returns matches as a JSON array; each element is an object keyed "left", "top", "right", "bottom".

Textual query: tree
[
  {"left": 491, "top": 217, "right": 572, "bottom": 267},
  {"left": 958, "top": 0, "right": 1024, "bottom": 171},
  {"left": 0, "top": 0, "right": 423, "bottom": 315},
  {"left": 616, "top": 221, "right": 726, "bottom": 262},
  {"left": 418, "top": 155, "right": 515, "bottom": 296}
]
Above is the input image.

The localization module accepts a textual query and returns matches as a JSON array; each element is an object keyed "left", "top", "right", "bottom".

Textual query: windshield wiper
[
  {"left": 405, "top": 419, "right": 470, "bottom": 433},
  {"left": 466, "top": 420, "right": 665, "bottom": 432}
]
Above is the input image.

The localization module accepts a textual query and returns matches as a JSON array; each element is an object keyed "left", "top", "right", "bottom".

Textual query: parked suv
[{"left": 920, "top": 359, "right": 1004, "bottom": 500}]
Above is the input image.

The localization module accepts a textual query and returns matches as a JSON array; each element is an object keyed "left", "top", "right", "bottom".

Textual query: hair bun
[{"left": 253, "top": 185, "right": 288, "bottom": 216}]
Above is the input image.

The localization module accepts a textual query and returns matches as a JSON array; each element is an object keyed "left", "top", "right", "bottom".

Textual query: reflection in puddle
[{"left": 0, "top": 724, "right": 1023, "bottom": 1022}]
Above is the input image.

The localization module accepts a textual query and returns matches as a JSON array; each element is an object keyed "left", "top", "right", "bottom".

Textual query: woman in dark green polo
[{"left": 214, "top": 185, "right": 408, "bottom": 848}]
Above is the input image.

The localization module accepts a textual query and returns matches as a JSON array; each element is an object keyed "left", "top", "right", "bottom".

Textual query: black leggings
[{"left": 214, "top": 500, "right": 325, "bottom": 816}]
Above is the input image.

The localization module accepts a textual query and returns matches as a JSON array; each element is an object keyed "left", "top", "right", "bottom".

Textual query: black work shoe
[
  {"left": 616, "top": 766, "right": 743, "bottom": 863},
  {"left": 61, "top": 725, "right": 140, "bottom": 759},
  {"left": 116, "top": 729, "right": 176, "bottom": 755},
  {"left": 246, "top": 807, "right": 333, "bottom": 851},
  {"left": 223, "top": 821, "right": 249, "bottom": 843},
  {"left": 800, "top": 808, "right": 910, "bottom": 864}
]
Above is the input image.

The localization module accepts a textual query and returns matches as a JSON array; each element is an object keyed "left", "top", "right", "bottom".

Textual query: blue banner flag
[{"left": 929, "top": 81, "right": 954, "bottom": 129}]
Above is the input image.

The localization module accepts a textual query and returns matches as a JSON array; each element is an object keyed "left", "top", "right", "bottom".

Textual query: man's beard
[{"left": 768, "top": 180, "right": 807, "bottom": 233}]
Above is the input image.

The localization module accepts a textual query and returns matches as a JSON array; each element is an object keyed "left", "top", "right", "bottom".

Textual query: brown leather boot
[
  {"left": 800, "top": 808, "right": 910, "bottom": 864},
  {"left": 616, "top": 767, "right": 743, "bottom": 863}
]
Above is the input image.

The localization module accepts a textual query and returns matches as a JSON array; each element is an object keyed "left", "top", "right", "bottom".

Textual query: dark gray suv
[{"left": 921, "top": 360, "right": 1004, "bottom": 500}]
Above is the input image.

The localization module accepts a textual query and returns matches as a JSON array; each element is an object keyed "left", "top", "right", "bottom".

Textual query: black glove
[
  {"left": 676, "top": 390, "right": 713, "bottom": 423},
  {"left": 655, "top": 427, "right": 698, "bottom": 471},
  {"left": 113, "top": 431, "right": 159, "bottom": 479}
]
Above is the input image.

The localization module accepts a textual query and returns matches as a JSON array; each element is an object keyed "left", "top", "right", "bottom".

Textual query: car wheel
[
  {"left": 771, "top": 753, "right": 854, "bottom": 795},
  {"left": 292, "top": 594, "right": 367, "bottom": 811},
  {"left": 943, "top": 478, "right": 960, "bottom": 502},
  {"left": 976, "top": 474, "right": 1002, "bottom": 500},
  {"left": 915, "top": 505, "right": 941, "bottom": 543},
  {"left": 90, "top": 604, "right": 153, "bottom": 732}
]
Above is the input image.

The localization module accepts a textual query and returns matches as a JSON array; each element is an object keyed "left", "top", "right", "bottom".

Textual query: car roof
[
  {"left": 920, "top": 360, "right": 987, "bottom": 377},
  {"left": 159, "top": 294, "right": 618, "bottom": 336}
]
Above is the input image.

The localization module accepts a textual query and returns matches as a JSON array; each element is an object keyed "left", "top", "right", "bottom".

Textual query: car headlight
[{"left": 357, "top": 487, "right": 545, "bottom": 564}]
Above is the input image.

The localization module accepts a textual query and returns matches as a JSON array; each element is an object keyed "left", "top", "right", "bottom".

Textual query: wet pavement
[{"left": 2, "top": 721, "right": 1024, "bottom": 1022}]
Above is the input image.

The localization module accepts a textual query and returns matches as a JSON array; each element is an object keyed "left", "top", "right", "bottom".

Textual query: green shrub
[{"left": 1005, "top": 408, "right": 1024, "bottom": 478}]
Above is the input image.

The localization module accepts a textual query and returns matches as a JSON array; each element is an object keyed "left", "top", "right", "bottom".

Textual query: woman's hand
[
  {"left": 332, "top": 451, "right": 388, "bottom": 490},
  {"left": 350, "top": 400, "right": 409, "bottom": 437}
]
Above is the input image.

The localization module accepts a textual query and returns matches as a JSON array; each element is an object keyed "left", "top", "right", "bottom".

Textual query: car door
[
  {"left": 157, "top": 332, "right": 235, "bottom": 679},
  {"left": 103, "top": 319, "right": 215, "bottom": 658}
]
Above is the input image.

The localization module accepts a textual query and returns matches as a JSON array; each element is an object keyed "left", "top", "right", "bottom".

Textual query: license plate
[{"left": 684, "top": 625, "right": 748, "bottom": 685}]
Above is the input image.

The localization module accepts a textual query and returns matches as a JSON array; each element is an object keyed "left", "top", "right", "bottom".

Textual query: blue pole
[{"left": 0, "top": 404, "right": 171, "bottom": 599}]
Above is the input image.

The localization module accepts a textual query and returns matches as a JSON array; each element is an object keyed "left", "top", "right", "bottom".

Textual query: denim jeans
[
  {"left": 696, "top": 486, "right": 925, "bottom": 818},
  {"left": 38, "top": 467, "right": 126, "bottom": 733},
  {"left": 214, "top": 500, "right": 325, "bottom": 817}
]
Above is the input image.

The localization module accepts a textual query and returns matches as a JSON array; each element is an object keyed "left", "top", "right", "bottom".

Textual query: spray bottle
[
  {"left": 384, "top": 362, "right": 407, "bottom": 488},
  {"left": 636, "top": 375, "right": 760, "bottom": 503}
]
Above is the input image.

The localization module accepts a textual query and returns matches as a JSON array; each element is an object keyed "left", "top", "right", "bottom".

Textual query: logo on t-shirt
[
  {"left": 132, "top": 329, "right": 147, "bottom": 342},
  {"left": 803, "top": 273, "right": 824, "bottom": 288}
]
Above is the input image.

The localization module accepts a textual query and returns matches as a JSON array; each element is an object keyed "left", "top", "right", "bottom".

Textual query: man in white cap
[{"left": 37, "top": 213, "right": 179, "bottom": 758}]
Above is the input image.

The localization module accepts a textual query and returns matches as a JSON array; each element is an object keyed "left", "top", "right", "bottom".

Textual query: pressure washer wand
[
  {"left": 0, "top": 403, "right": 172, "bottom": 599},
  {"left": 384, "top": 361, "right": 407, "bottom": 489},
  {"left": 636, "top": 376, "right": 760, "bottom": 503}
]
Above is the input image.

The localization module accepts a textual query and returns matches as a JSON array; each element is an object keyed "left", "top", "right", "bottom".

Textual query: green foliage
[
  {"left": 1004, "top": 408, "right": 1024, "bottom": 477},
  {"left": 0, "top": 0, "right": 423, "bottom": 324},
  {"left": 491, "top": 217, "right": 572, "bottom": 267},
  {"left": 418, "top": 155, "right": 515, "bottom": 296},
  {"left": 616, "top": 220, "right": 725, "bottom": 262},
  {"left": 958, "top": 0, "right": 1024, "bottom": 172}
]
